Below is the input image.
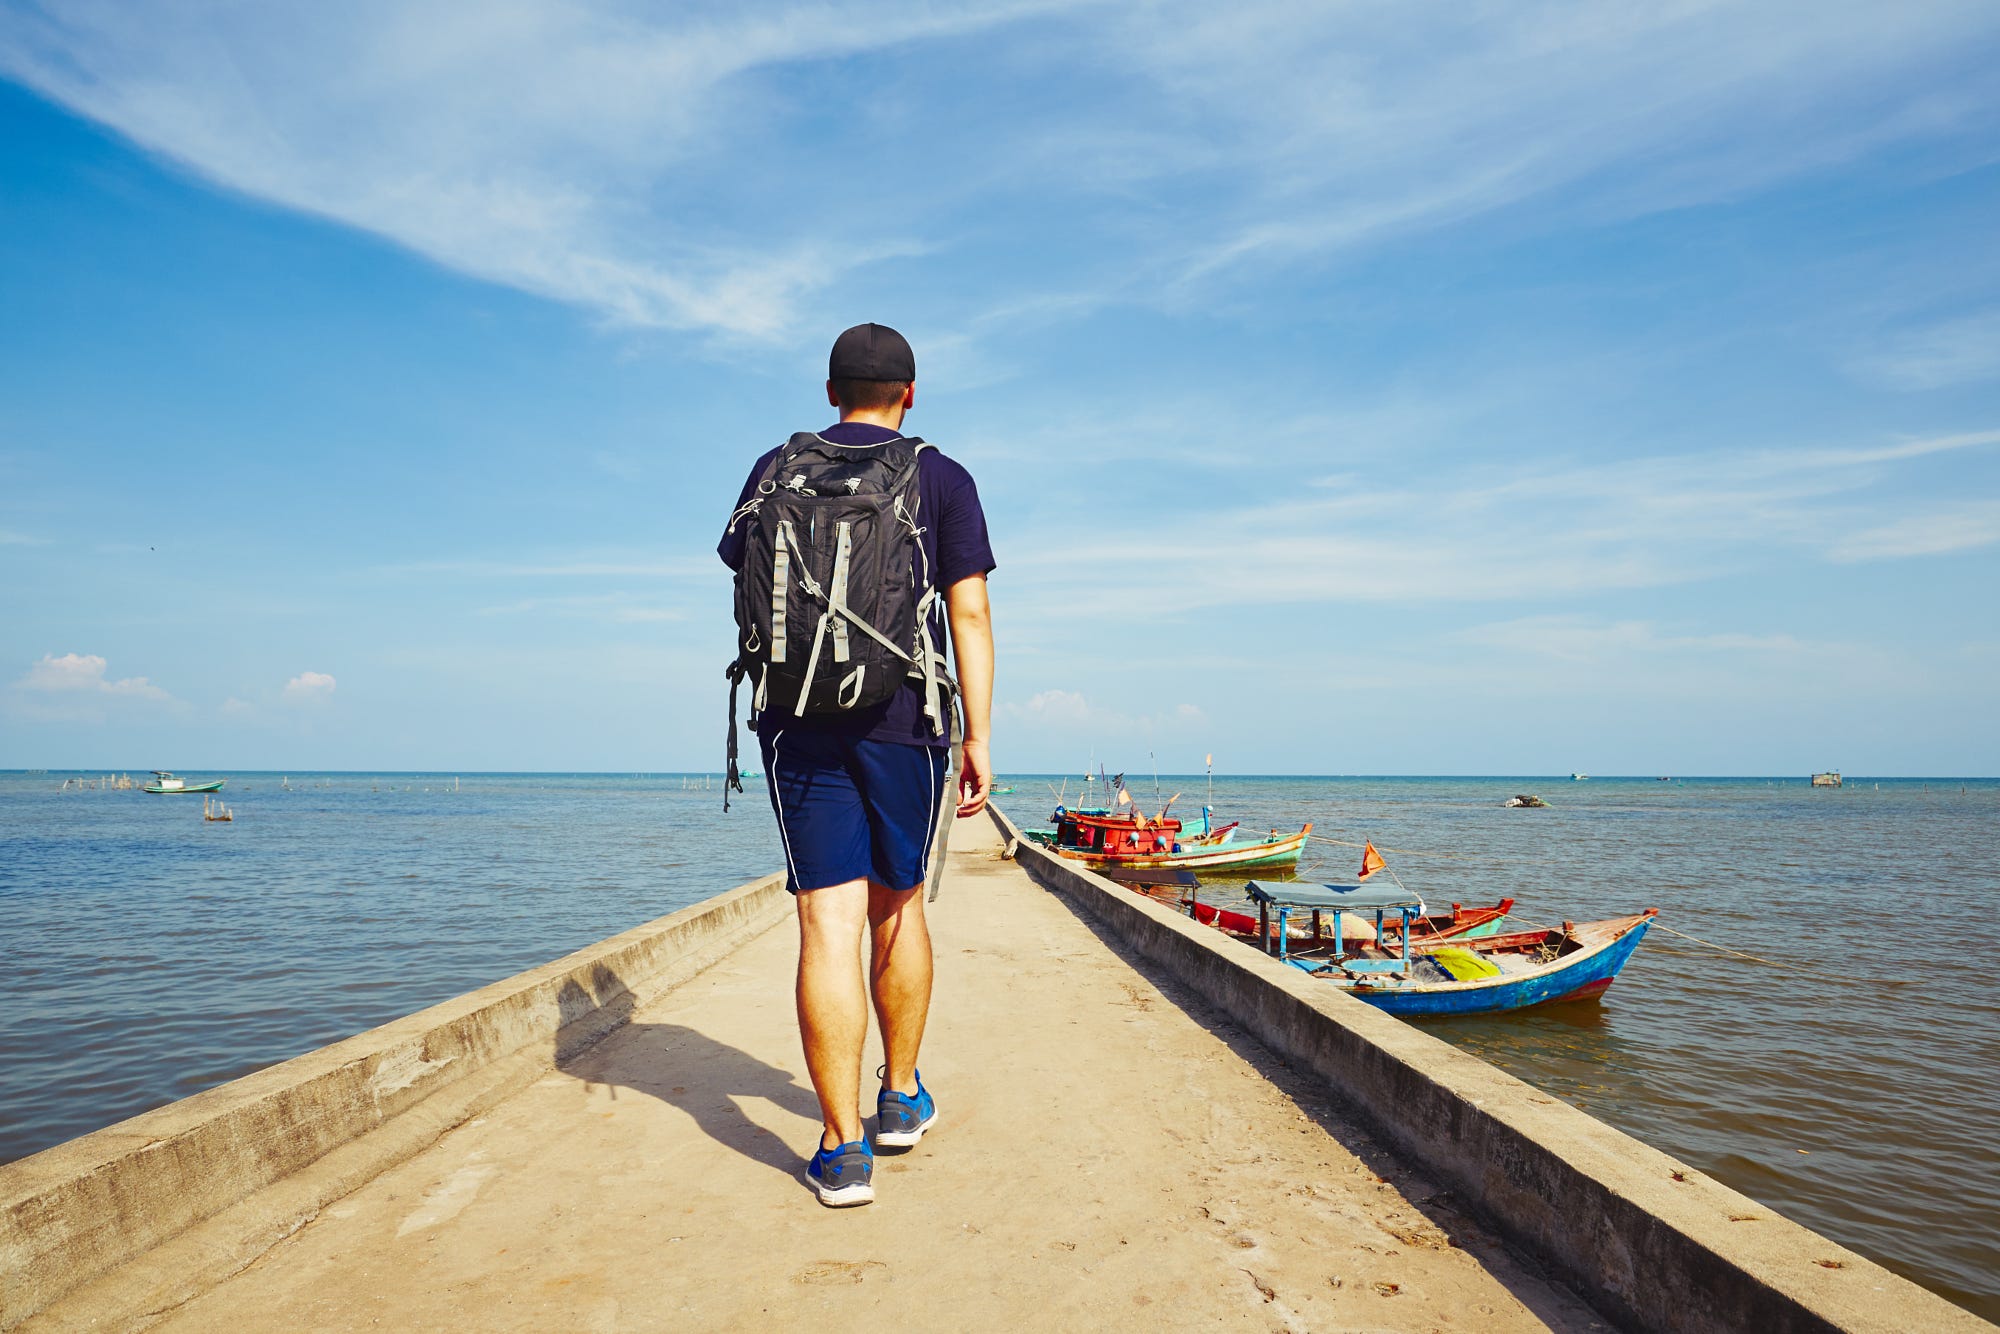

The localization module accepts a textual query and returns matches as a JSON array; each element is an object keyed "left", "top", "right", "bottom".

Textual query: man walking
[{"left": 718, "top": 323, "right": 994, "bottom": 1206}]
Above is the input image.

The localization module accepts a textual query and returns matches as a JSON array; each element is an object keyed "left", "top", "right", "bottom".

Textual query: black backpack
[{"left": 723, "top": 432, "right": 951, "bottom": 804}]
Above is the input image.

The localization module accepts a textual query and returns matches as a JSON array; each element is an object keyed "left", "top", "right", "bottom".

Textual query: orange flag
[{"left": 1358, "top": 841, "right": 1385, "bottom": 881}]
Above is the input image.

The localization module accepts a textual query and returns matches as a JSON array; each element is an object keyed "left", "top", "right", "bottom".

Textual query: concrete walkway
[{"left": 136, "top": 816, "right": 1605, "bottom": 1332}]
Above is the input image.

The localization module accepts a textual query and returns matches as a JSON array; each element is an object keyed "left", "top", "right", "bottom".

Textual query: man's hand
[{"left": 957, "top": 737, "right": 993, "bottom": 817}]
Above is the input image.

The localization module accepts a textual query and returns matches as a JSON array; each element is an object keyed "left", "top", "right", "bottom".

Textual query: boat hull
[
  {"left": 1053, "top": 825, "right": 1310, "bottom": 872},
  {"left": 1183, "top": 897, "right": 1511, "bottom": 946},
  {"left": 1295, "top": 914, "right": 1655, "bottom": 1017},
  {"left": 143, "top": 779, "right": 226, "bottom": 794}
]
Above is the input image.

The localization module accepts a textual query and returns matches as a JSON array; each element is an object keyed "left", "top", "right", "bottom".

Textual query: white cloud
[
  {"left": 1002, "top": 425, "right": 2000, "bottom": 611},
  {"left": 283, "top": 670, "right": 338, "bottom": 702},
  {"left": 476, "top": 592, "right": 687, "bottom": 622},
  {"left": 389, "top": 555, "right": 714, "bottom": 579},
  {"left": 1016, "top": 688, "right": 1092, "bottom": 726},
  {"left": 1116, "top": 4, "right": 2000, "bottom": 286},
  {"left": 0, "top": 529, "right": 46, "bottom": 545},
  {"left": 16, "top": 652, "right": 172, "bottom": 699},
  {"left": 1828, "top": 501, "right": 2000, "bottom": 562},
  {"left": 0, "top": 0, "right": 1059, "bottom": 338},
  {"left": 2, "top": 2, "right": 1992, "bottom": 341},
  {"left": 1853, "top": 309, "right": 2000, "bottom": 391},
  {"left": 1458, "top": 617, "right": 1810, "bottom": 662},
  {"left": 998, "top": 688, "right": 1214, "bottom": 756}
]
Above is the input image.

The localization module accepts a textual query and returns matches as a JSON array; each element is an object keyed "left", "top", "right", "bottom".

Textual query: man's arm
[{"left": 944, "top": 573, "right": 993, "bottom": 817}]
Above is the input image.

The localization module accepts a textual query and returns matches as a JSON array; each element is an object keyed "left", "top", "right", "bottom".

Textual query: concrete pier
[{"left": 4, "top": 808, "right": 1990, "bottom": 1331}]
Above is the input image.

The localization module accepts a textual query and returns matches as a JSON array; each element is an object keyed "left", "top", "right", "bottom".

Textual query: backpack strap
[{"left": 723, "top": 661, "right": 746, "bottom": 811}]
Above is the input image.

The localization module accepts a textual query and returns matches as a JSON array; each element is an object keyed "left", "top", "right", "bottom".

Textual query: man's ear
[
  {"left": 902, "top": 382, "right": 916, "bottom": 411},
  {"left": 826, "top": 379, "right": 841, "bottom": 409}
]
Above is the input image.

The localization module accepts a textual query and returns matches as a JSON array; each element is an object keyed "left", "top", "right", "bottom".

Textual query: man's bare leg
[
  {"left": 795, "top": 878, "right": 869, "bottom": 1149},
  {"left": 869, "top": 881, "right": 933, "bottom": 1095}
]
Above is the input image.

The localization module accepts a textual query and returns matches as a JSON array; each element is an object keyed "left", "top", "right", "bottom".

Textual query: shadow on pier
[{"left": 553, "top": 973, "right": 821, "bottom": 1183}]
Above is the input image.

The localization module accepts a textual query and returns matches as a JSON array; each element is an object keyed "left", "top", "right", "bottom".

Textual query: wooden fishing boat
[
  {"left": 1045, "top": 809, "right": 1310, "bottom": 872},
  {"left": 1105, "top": 870, "right": 1513, "bottom": 947},
  {"left": 143, "top": 771, "right": 225, "bottom": 794},
  {"left": 1192, "top": 895, "right": 1513, "bottom": 947},
  {"left": 1242, "top": 880, "right": 1656, "bottom": 1017},
  {"left": 1022, "top": 810, "right": 1237, "bottom": 852}
]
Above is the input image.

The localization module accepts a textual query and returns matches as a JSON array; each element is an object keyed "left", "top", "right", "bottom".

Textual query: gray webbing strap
[
  {"left": 915, "top": 588, "right": 946, "bottom": 736},
  {"left": 924, "top": 695, "right": 962, "bottom": 903},
  {"left": 770, "top": 545, "right": 789, "bottom": 664},
  {"left": 794, "top": 613, "right": 829, "bottom": 716},
  {"left": 830, "top": 521, "right": 852, "bottom": 664},
  {"left": 840, "top": 609, "right": 915, "bottom": 664},
  {"left": 777, "top": 521, "right": 821, "bottom": 598}
]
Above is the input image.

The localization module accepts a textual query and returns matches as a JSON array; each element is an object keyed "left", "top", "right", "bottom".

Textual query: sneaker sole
[
  {"left": 874, "top": 1108, "right": 938, "bottom": 1149},
  {"left": 810, "top": 1176, "right": 876, "bottom": 1207}
]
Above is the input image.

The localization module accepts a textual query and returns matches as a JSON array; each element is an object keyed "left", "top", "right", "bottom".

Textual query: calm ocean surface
[{"left": 2, "top": 771, "right": 1995, "bottom": 1320}]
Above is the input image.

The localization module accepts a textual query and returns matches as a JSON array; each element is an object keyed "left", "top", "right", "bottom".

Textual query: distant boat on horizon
[
  {"left": 142, "top": 771, "right": 225, "bottom": 794},
  {"left": 1570, "top": 772, "right": 1588, "bottom": 781}
]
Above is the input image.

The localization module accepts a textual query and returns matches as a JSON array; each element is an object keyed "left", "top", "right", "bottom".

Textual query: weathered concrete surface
[
  {"left": 1, "top": 874, "right": 789, "bottom": 1331},
  {"left": 993, "top": 807, "right": 1995, "bottom": 1334},
  {"left": 33, "top": 813, "right": 1609, "bottom": 1332}
]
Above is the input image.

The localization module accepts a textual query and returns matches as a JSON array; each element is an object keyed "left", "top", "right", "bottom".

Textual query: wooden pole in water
[{"left": 1205, "top": 753, "right": 1213, "bottom": 837}]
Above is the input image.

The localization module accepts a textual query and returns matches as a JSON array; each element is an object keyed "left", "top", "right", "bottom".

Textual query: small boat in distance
[
  {"left": 143, "top": 771, "right": 225, "bottom": 794},
  {"left": 1811, "top": 771, "right": 1842, "bottom": 787},
  {"left": 1503, "top": 794, "right": 1548, "bottom": 808},
  {"left": 1570, "top": 772, "right": 1588, "bottom": 781}
]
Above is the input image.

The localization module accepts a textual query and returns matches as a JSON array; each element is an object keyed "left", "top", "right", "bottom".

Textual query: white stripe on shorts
[{"left": 766, "top": 728, "right": 802, "bottom": 888}]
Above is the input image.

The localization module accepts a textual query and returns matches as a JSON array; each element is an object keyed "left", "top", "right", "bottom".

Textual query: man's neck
[{"left": 837, "top": 405, "right": 907, "bottom": 431}]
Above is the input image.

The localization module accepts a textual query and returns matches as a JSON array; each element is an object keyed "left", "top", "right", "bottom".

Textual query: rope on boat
[{"left": 1646, "top": 920, "right": 1795, "bottom": 970}]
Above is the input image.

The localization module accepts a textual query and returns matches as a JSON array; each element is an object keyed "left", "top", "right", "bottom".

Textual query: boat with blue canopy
[{"left": 1242, "top": 880, "right": 1657, "bottom": 1017}]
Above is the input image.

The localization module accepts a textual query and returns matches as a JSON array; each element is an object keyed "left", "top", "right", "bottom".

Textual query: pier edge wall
[
  {"left": 0, "top": 873, "right": 789, "bottom": 1331},
  {"left": 988, "top": 804, "right": 1990, "bottom": 1334}
]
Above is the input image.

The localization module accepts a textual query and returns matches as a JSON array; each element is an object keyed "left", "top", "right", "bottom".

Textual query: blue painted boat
[{"left": 1242, "top": 880, "right": 1657, "bottom": 1017}]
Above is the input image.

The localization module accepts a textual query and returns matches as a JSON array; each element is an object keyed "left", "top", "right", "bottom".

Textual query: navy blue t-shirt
[{"left": 718, "top": 422, "right": 994, "bottom": 746}]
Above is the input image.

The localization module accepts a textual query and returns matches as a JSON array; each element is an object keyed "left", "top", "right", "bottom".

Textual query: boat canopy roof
[{"left": 1245, "top": 880, "right": 1425, "bottom": 912}]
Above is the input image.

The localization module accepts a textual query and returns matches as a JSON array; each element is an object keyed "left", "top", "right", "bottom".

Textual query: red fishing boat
[{"left": 1046, "top": 808, "right": 1311, "bottom": 872}]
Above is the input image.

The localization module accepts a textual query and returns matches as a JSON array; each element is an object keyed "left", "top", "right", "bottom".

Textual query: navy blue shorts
[{"left": 759, "top": 727, "right": 950, "bottom": 893}]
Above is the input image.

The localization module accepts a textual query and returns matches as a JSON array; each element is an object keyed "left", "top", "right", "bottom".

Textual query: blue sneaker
[
  {"left": 875, "top": 1070, "right": 938, "bottom": 1149},
  {"left": 805, "top": 1138, "right": 874, "bottom": 1207}
]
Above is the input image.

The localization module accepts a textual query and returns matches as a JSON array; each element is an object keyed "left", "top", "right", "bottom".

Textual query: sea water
[{"left": 1, "top": 771, "right": 1995, "bottom": 1320}]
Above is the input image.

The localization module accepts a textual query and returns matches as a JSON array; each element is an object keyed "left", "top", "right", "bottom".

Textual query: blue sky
[{"left": 2, "top": 1, "right": 1997, "bottom": 775}]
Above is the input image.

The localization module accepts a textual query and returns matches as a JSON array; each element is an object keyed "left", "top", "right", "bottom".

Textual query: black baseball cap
[{"left": 829, "top": 323, "right": 915, "bottom": 382}]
